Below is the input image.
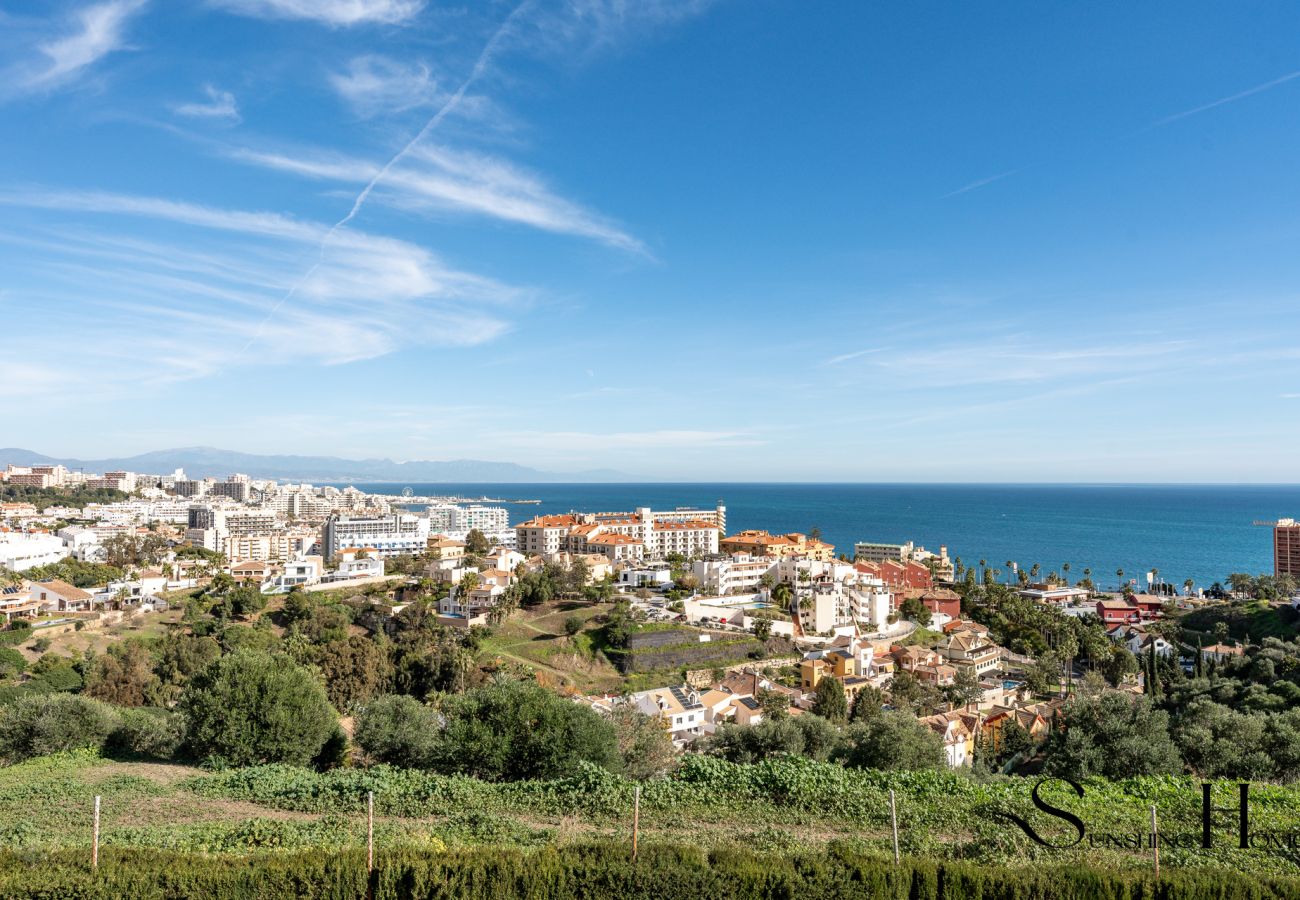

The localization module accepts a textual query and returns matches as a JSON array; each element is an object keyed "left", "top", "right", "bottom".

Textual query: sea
[{"left": 346, "top": 483, "right": 1300, "bottom": 592}]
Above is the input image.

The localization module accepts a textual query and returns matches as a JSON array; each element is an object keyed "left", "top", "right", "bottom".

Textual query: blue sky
[{"left": 2, "top": 0, "right": 1299, "bottom": 481}]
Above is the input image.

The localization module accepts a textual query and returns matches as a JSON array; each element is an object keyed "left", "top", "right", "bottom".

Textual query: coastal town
[{"left": 3, "top": 460, "right": 1297, "bottom": 775}]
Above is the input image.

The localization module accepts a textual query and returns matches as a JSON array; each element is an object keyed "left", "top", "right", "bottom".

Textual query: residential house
[
  {"left": 906, "top": 587, "right": 962, "bottom": 620},
  {"left": 31, "top": 579, "right": 94, "bottom": 612},
  {"left": 937, "top": 629, "right": 1002, "bottom": 678},
  {"left": 982, "top": 704, "right": 1052, "bottom": 754},
  {"left": 231, "top": 560, "right": 273, "bottom": 585},
  {"left": 1107, "top": 624, "right": 1174, "bottom": 658},
  {"left": 1096, "top": 599, "right": 1141, "bottom": 626},
  {"left": 426, "top": 536, "right": 467, "bottom": 561},
  {"left": 630, "top": 685, "right": 707, "bottom": 745},
  {"left": 890, "top": 645, "right": 956, "bottom": 686},
  {"left": 918, "top": 710, "right": 978, "bottom": 767},
  {"left": 0, "top": 582, "right": 40, "bottom": 622},
  {"left": 1202, "top": 642, "right": 1246, "bottom": 664}
]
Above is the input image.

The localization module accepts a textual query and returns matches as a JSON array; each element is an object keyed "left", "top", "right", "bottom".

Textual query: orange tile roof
[
  {"left": 518, "top": 514, "right": 579, "bottom": 528},
  {"left": 588, "top": 533, "right": 640, "bottom": 545}
]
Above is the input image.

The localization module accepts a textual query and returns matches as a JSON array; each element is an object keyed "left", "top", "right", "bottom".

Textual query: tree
[
  {"left": 354, "top": 694, "right": 443, "bottom": 768},
  {"left": 771, "top": 582, "right": 795, "bottom": 617},
  {"left": 752, "top": 618, "right": 772, "bottom": 641},
  {"left": 564, "top": 615, "right": 584, "bottom": 638},
  {"left": 608, "top": 704, "right": 677, "bottom": 779},
  {"left": 180, "top": 651, "right": 338, "bottom": 767},
  {"left": 431, "top": 678, "right": 619, "bottom": 781},
  {"left": 1057, "top": 630, "right": 1079, "bottom": 695},
  {"left": 1102, "top": 646, "right": 1138, "bottom": 686},
  {"left": 1041, "top": 693, "right": 1182, "bottom": 779},
  {"left": 282, "top": 588, "right": 313, "bottom": 624},
  {"left": 945, "top": 667, "right": 983, "bottom": 710},
  {"left": 756, "top": 687, "right": 790, "bottom": 720},
  {"left": 464, "top": 529, "right": 491, "bottom": 555},
  {"left": 999, "top": 720, "right": 1033, "bottom": 760},
  {"left": 887, "top": 671, "right": 941, "bottom": 715},
  {"left": 840, "top": 711, "right": 945, "bottom": 770},
  {"left": 898, "top": 596, "right": 932, "bottom": 628},
  {"left": 1116, "top": 568, "right": 1125, "bottom": 589},
  {"left": 811, "top": 676, "right": 848, "bottom": 723},
  {"left": 84, "top": 641, "right": 160, "bottom": 707},
  {"left": 850, "top": 686, "right": 883, "bottom": 723},
  {"left": 313, "top": 636, "right": 392, "bottom": 711}
]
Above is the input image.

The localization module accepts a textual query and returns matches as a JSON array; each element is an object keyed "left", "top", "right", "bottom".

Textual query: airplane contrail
[{"left": 235, "top": 0, "right": 535, "bottom": 358}]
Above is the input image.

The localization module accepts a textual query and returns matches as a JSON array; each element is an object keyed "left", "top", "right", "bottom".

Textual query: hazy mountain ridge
[{"left": 0, "top": 447, "right": 634, "bottom": 484}]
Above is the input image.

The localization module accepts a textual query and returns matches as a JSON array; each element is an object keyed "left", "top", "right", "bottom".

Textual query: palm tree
[
  {"left": 1062, "top": 562, "right": 1071, "bottom": 583},
  {"left": 1183, "top": 578, "right": 1195, "bottom": 596},
  {"left": 1083, "top": 567, "right": 1092, "bottom": 589},
  {"left": 1116, "top": 568, "right": 1125, "bottom": 590},
  {"left": 1005, "top": 561, "right": 1014, "bottom": 585},
  {"left": 978, "top": 559, "right": 987, "bottom": 582},
  {"left": 772, "top": 582, "right": 795, "bottom": 616},
  {"left": 1030, "top": 563, "right": 1041, "bottom": 581}
]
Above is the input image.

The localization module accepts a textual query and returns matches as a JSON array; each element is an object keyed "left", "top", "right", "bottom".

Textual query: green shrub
[
  {"left": 0, "top": 693, "right": 120, "bottom": 764},
  {"left": 106, "top": 708, "right": 185, "bottom": 760},
  {"left": 355, "top": 695, "right": 441, "bottom": 768},
  {"left": 0, "top": 649, "right": 25, "bottom": 679},
  {"left": 0, "top": 626, "right": 32, "bottom": 649},
  {"left": 180, "top": 651, "right": 338, "bottom": 767}
]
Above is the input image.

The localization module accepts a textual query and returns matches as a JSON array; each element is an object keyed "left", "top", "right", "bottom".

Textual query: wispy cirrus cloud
[
  {"left": 0, "top": 188, "right": 525, "bottom": 392},
  {"left": 210, "top": 0, "right": 423, "bottom": 26},
  {"left": 329, "top": 55, "right": 437, "bottom": 115},
  {"left": 174, "top": 84, "right": 240, "bottom": 121},
  {"left": 232, "top": 143, "right": 647, "bottom": 253},
  {"left": 3, "top": 0, "right": 148, "bottom": 97}
]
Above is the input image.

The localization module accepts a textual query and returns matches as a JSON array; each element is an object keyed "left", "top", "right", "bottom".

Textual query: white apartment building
[
  {"left": 0, "top": 533, "right": 68, "bottom": 572},
  {"left": 692, "top": 554, "right": 774, "bottom": 595},
  {"left": 221, "top": 529, "right": 317, "bottom": 563},
  {"left": 322, "top": 514, "right": 431, "bottom": 559}
]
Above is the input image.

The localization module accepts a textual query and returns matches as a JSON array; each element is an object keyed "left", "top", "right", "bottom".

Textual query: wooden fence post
[
  {"left": 1150, "top": 804, "right": 1159, "bottom": 879},
  {"left": 889, "top": 789, "right": 900, "bottom": 864},
  {"left": 92, "top": 795, "right": 101, "bottom": 870},
  {"left": 632, "top": 785, "right": 641, "bottom": 861}
]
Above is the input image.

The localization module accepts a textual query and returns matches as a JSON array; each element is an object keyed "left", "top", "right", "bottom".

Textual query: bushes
[
  {"left": 0, "top": 695, "right": 185, "bottom": 764},
  {"left": 0, "top": 844, "right": 1297, "bottom": 899},
  {"left": 355, "top": 695, "right": 442, "bottom": 769},
  {"left": 0, "top": 649, "right": 25, "bottom": 679},
  {"left": 180, "top": 651, "right": 338, "bottom": 767},
  {"left": 0, "top": 625, "right": 32, "bottom": 649},
  {"left": 355, "top": 682, "right": 619, "bottom": 782},
  {"left": 0, "top": 694, "right": 120, "bottom": 764},
  {"left": 106, "top": 708, "right": 185, "bottom": 760}
]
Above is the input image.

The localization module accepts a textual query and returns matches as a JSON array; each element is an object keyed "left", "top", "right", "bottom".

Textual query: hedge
[{"left": 0, "top": 843, "right": 1297, "bottom": 900}]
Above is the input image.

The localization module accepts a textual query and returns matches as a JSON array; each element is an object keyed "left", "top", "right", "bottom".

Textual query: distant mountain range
[{"left": 0, "top": 447, "right": 635, "bottom": 484}]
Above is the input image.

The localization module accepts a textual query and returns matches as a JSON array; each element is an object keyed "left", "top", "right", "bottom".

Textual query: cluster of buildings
[
  {"left": 582, "top": 613, "right": 1062, "bottom": 767},
  {"left": 513, "top": 504, "right": 728, "bottom": 562}
]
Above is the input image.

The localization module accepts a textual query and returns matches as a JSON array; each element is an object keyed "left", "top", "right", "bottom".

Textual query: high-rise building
[{"left": 1276, "top": 518, "right": 1300, "bottom": 579}]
